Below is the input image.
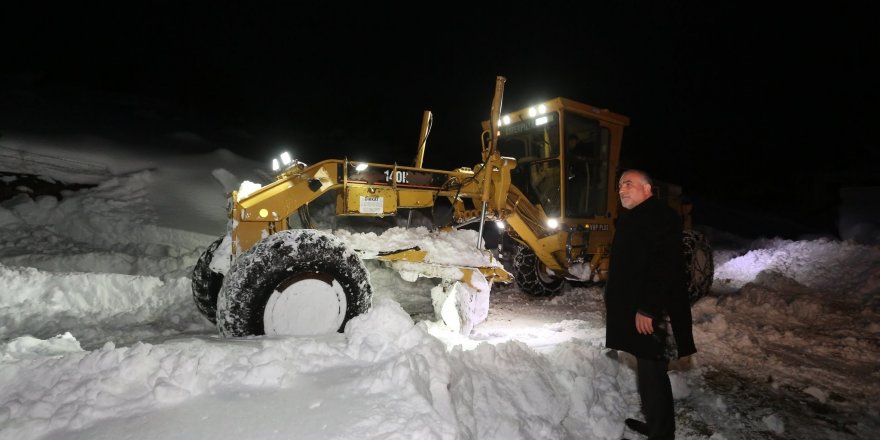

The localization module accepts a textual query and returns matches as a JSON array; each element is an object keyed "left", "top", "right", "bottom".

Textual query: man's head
[
  {"left": 566, "top": 134, "right": 578, "bottom": 150},
  {"left": 618, "top": 169, "right": 653, "bottom": 209}
]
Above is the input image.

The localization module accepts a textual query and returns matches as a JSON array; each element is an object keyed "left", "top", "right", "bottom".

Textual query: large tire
[
  {"left": 192, "top": 236, "right": 225, "bottom": 324},
  {"left": 682, "top": 229, "right": 714, "bottom": 305},
  {"left": 512, "top": 246, "right": 565, "bottom": 296},
  {"left": 216, "top": 229, "right": 372, "bottom": 337}
]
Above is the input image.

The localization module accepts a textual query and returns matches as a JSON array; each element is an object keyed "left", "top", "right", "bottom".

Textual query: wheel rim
[{"left": 263, "top": 272, "right": 347, "bottom": 336}]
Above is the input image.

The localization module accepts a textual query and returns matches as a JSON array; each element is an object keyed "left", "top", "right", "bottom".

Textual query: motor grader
[{"left": 191, "top": 75, "right": 714, "bottom": 337}]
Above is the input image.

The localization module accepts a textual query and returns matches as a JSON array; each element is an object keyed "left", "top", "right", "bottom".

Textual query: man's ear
[{"left": 645, "top": 183, "right": 653, "bottom": 195}]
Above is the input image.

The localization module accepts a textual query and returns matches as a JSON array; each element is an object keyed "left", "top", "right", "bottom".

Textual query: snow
[{"left": 1, "top": 137, "right": 879, "bottom": 440}]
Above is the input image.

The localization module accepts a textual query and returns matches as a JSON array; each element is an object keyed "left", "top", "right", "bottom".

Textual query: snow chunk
[
  {"left": 669, "top": 371, "right": 691, "bottom": 399},
  {"left": 344, "top": 298, "right": 439, "bottom": 362},
  {"left": 803, "top": 386, "right": 828, "bottom": 403},
  {"left": 1, "top": 332, "right": 83, "bottom": 359},
  {"left": 762, "top": 413, "right": 785, "bottom": 434},
  {"left": 237, "top": 180, "right": 262, "bottom": 199}
]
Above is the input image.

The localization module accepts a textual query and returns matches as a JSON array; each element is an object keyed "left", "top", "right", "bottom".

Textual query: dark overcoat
[{"left": 604, "top": 196, "right": 697, "bottom": 359}]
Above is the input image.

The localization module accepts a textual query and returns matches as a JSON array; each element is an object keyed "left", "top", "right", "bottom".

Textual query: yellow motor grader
[{"left": 192, "top": 76, "right": 714, "bottom": 337}]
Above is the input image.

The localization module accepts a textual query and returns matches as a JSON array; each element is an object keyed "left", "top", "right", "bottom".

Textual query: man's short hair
[{"left": 623, "top": 168, "right": 653, "bottom": 186}]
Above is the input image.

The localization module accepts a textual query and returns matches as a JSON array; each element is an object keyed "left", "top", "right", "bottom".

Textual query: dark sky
[{"left": 1, "top": 3, "right": 878, "bottom": 238}]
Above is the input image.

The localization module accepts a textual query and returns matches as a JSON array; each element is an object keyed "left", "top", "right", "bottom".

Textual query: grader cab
[
  {"left": 483, "top": 96, "right": 711, "bottom": 299},
  {"left": 191, "top": 76, "right": 714, "bottom": 338}
]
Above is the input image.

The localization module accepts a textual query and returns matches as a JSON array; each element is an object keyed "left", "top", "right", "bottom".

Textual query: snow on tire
[
  {"left": 682, "top": 229, "right": 714, "bottom": 305},
  {"left": 512, "top": 246, "right": 564, "bottom": 296},
  {"left": 192, "top": 236, "right": 225, "bottom": 324},
  {"left": 216, "top": 229, "right": 372, "bottom": 337}
]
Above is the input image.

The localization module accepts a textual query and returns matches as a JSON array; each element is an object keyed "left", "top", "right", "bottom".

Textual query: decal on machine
[
  {"left": 343, "top": 163, "right": 447, "bottom": 189},
  {"left": 384, "top": 170, "right": 408, "bottom": 184},
  {"left": 359, "top": 196, "right": 384, "bottom": 214}
]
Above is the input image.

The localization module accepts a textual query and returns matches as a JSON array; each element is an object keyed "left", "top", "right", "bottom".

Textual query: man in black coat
[{"left": 604, "top": 169, "right": 696, "bottom": 440}]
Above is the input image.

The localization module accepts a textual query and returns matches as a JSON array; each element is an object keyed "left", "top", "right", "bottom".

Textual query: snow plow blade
[
  {"left": 362, "top": 245, "right": 509, "bottom": 335},
  {"left": 366, "top": 246, "right": 512, "bottom": 288}
]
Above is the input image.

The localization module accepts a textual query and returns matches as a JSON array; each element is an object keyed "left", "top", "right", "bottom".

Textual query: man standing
[{"left": 604, "top": 169, "right": 696, "bottom": 439}]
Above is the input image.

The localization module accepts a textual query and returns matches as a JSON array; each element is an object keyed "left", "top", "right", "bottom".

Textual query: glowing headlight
[
  {"left": 280, "top": 151, "right": 292, "bottom": 165},
  {"left": 272, "top": 158, "right": 280, "bottom": 171},
  {"left": 538, "top": 104, "right": 547, "bottom": 114},
  {"left": 528, "top": 107, "right": 537, "bottom": 117},
  {"left": 495, "top": 220, "right": 505, "bottom": 230},
  {"left": 502, "top": 115, "right": 511, "bottom": 126},
  {"left": 546, "top": 218, "right": 559, "bottom": 229},
  {"left": 355, "top": 163, "right": 368, "bottom": 171}
]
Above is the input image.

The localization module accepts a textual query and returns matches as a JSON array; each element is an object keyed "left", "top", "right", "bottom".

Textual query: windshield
[
  {"left": 497, "top": 112, "right": 561, "bottom": 216},
  {"left": 496, "top": 110, "right": 610, "bottom": 219}
]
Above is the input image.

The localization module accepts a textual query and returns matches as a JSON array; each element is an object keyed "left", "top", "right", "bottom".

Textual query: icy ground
[{"left": 1, "top": 142, "right": 879, "bottom": 440}]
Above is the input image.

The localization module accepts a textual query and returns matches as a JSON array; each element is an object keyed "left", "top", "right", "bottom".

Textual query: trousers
[{"left": 636, "top": 357, "right": 675, "bottom": 439}]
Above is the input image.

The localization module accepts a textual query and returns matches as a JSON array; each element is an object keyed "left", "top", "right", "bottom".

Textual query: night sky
[{"left": 1, "top": 3, "right": 877, "bottom": 238}]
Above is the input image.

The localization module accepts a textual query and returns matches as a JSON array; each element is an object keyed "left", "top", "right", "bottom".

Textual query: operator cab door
[
  {"left": 496, "top": 109, "right": 612, "bottom": 221},
  {"left": 562, "top": 112, "right": 611, "bottom": 219}
]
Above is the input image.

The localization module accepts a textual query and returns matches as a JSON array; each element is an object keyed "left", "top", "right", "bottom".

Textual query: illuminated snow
[{"left": 1, "top": 139, "right": 878, "bottom": 440}]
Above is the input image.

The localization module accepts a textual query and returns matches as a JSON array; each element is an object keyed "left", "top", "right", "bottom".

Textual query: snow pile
[
  {"left": 0, "top": 171, "right": 211, "bottom": 278},
  {"left": 1, "top": 296, "right": 628, "bottom": 440},
  {"left": 693, "top": 236, "right": 880, "bottom": 432},
  {"left": 0, "top": 264, "right": 207, "bottom": 349},
  {"left": 713, "top": 237, "right": 880, "bottom": 299}
]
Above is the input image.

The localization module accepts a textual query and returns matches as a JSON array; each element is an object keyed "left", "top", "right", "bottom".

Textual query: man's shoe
[{"left": 624, "top": 418, "right": 650, "bottom": 436}]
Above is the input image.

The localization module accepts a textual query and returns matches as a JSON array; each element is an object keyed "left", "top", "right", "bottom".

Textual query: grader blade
[
  {"left": 369, "top": 246, "right": 511, "bottom": 287},
  {"left": 332, "top": 228, "right": 512, "bottom": 334},
  {"left": 333, "top": 227, "right": 511, "bottom": 287}
]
